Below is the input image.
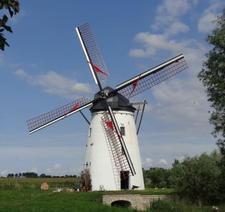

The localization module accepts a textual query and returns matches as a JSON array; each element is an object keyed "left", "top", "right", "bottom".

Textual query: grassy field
[
  {"left": 0, "top": 189, "right": 130, "bottom": 212},
  {"left": 0, "top": 178, "right": 224, "bottom": 211},
  {"left": 0, "top": 177, "right": 78, "bottom": 189}
]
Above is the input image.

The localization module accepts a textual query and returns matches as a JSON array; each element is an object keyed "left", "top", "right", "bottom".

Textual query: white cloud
[
  {"left": 30, "top": 167, "right": 38, "bottom": 173},
  {"left": 140, "top": 135, "right": 215, "bottom": 168},
  {"left": 143, "top": 158, "right": 153, "bottom": 167},
  {"left": 145, "top": 158, "right": 153, "bottom": 164},
  {"left": 129, "top": 32, "right": 207, "bottom": 75},
  {"left": 164, "top": 0, "right": 190, "bottom": 16},
  {"left": 142, "top": 157, "right": 153, "bottom": 168},
  {"left": 151, "top": 0, "right": 193, "bottom": 36},
  {"left": 0, "top": 170, "right": 8, "bottom": 177},
  {"left": 128, "top": 1, "right": 222, "bottom": 139},
  {"left": 198, "top": 12, "right": 217, "bottom": 33},
  {"left": 53, "top": 163, "right": 61, "bottom": 169},
  {"left": 15, "top": 69, "right": 91, "bottom": 99},
  {"left": 198, "top": 1, "right": 224, "bottom": 33},
  {"left": 129, "top": 49, "right": 147, "bottom": 58},
  {"left": 0, "top": 145, "right": 84, "bottom": 175},
  {"left": 166, "top": 21, "right": 189, "bottom": 35},
  {"left": 128, "top": 0, "right": 218, "bottom": 165},
  {"left": 155, "top": 0, "right": 190, "bottom": 22},
  {"left": 46, "top": 163, "right": 79, "bottom": 176},
  {"left": 129, "top": 32, "right": 184, "bottom": 58},
  {"left": 150, "top": 77, "right": 211, "bottom": 134},
  {"left": 159, "top": 158, "right": 168, "bottom": 166}
]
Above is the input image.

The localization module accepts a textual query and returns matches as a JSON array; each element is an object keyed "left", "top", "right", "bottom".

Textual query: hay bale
[
  {"left": 65, "top": 188, "right": 74, "bottom": 192},
  {"left": 40, "top": 182, "right": 49, "bottom": 191}
]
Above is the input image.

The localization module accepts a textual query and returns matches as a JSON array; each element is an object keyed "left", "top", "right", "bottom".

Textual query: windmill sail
[
  {"left": 27, "top": 97, "right": 92, "bottom": 133},
  {"left": 115, "top": 54, "right": 188, "bottom": 99},
  {"left": 76, "top": 23, "right": 109, "bottom": 89}
]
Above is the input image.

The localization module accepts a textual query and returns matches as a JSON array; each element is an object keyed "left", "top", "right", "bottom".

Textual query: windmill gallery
[{"left": 27, "top": 23, "right": 188, "bottom": 191}]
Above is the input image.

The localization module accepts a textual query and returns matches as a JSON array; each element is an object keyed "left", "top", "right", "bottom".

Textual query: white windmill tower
[{"left": 27, "top": 23, "right": 188, "bottom": 191}]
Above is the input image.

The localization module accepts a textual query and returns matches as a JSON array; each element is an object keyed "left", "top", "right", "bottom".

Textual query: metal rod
[
  {"left": 137, "top": 100, "right": 147, "bottom": 135},
  {"left": 79, "top": 111, "right": 90, "bottom": 125},
  {"left": 135, "top": 105, "right": 140, "bottom": 124},
  {"left": 116, "top": 54, "right": 184, "bottom": 90},
  {"left": 29, "top": 102, "right": 93, "bottom": 134},
  {"left": 76, "top": 26, "right": 103, "bottom": 91}
]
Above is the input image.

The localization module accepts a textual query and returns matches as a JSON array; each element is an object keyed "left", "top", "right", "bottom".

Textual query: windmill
[{"left": 27, "top": 23, "right": 188, "bottom": 191}]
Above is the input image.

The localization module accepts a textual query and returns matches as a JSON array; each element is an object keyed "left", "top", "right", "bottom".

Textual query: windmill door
[{"left": 120, "top": 171, "right": 129, "bottom": 189}]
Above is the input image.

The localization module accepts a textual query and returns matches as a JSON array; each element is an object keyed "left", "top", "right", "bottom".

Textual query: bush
[
  {"left": 170, "top": 151, "right": 222, "bottom": 205},
  {"left": 143, "top": 168, "right": 172, "bottom": 188},
  {"left": 149, "top": 200, "right": 179, "bottom": 212}
]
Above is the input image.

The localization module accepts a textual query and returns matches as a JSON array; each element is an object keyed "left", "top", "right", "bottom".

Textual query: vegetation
[
  {"left": 148, "top": 200, "right": 225, "bottom": 212},
  {"left": 143, "top": 168, "right": 171, "bottom": 188},
  {"left": 0, "top": 187, "right": 223, "bottom": 211},
  {"left": 0, "top": 174, "right": 224, "bottom": 211},
  {"left": 0, "top": 177, "right": 79, "bottom": 189},
  {"left": 0, "top": 0, "right": 19, "bottom": 50},
  {"left": 198, "top": 8, "right": 225, "bottom": 202},
  {"left": 6, "top": 172, "right": 78, "bottom": 178},
  {"left": 144, "top": 151, "right": 223, "bottom": 205},
  {"left": 0, "top": 189, "right": 131, "bottom": 212},
  {"left": 198, "top": 9, "right": 225, "bottom": 154},
  {"left": 0, "top": 178, "right": 174, "bottom": 211},
  {"left": 171, "top": 152, "right": 222, "bottom": 205}
]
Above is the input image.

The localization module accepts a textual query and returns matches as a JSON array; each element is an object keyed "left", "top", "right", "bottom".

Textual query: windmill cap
[{"left": 90, "top": 86, "right": 136, "bottom": 113}]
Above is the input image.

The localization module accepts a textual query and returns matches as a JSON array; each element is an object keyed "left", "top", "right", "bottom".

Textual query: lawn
[
  {"left": 0, "top": 177, "right": 78, "bottom": 189},
  {"left": 0, "top": 178, "right": 172, "bottom": 211},
  {"left": 0, "top": 178, "right": 224, "bottom": 211},
  {"left": 0, "top": 189, "right": 131, "bottom": 211}
]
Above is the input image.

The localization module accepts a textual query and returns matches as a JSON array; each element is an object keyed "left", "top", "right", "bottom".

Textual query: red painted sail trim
[
  {"left": 92, "top": 63, "right": 108, "bottom": 77},
  {"left": 130, "top": 78, "right": 139, "bottom": 94},
  {"left": 70, "top": 103, "right": 80, "bottom": 112}
]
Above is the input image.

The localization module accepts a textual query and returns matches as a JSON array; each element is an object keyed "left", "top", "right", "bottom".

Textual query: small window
[{"left": 120, "top": 126, "right": 125, "bottom": 136}]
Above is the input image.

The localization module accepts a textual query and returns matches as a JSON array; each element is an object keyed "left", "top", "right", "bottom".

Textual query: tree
[
  {"left": 198, "top": 10, "right": 225, "bottom": 158},
  {"left": 0, "top": 0, "right": 19, "bottom": 50},
  {"left": 198, "top": 10, "right": 225, "bottom": 199},
  {"left": 143, "top": 168, "right": 171, "bottom": 188},
  {"left": 170, "top": 152, "right": 221, "bottom": 205},
  {"left": 7, "top": 173, "right": 14, "bottom": 178},
  {"left": 22, "top": 172, "right": 38, "bottom": 178}
]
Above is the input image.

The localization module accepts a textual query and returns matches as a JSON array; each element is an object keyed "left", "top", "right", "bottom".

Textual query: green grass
[
  {"left": 0, "top": 189, "right": 224, "bottom": 212},
  {"left": 148, "top": 200, "right": 225, "bottom": 212},
  {"left": 101, "top": 188, "right": 175, "bottom": 195},
  {"left": 0, "top": 178, "right": 224, "bottom": 211},
  {"left": 0, "top": 189, "right": 133, "bottom": 211},
  {"left": 0, "top": 177, "right": 78, "bottom": 189}
]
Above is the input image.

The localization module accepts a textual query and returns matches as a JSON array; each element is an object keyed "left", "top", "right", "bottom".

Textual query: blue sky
[{"left": 0, "top": 0, "right": 224, "bottom": 176}]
